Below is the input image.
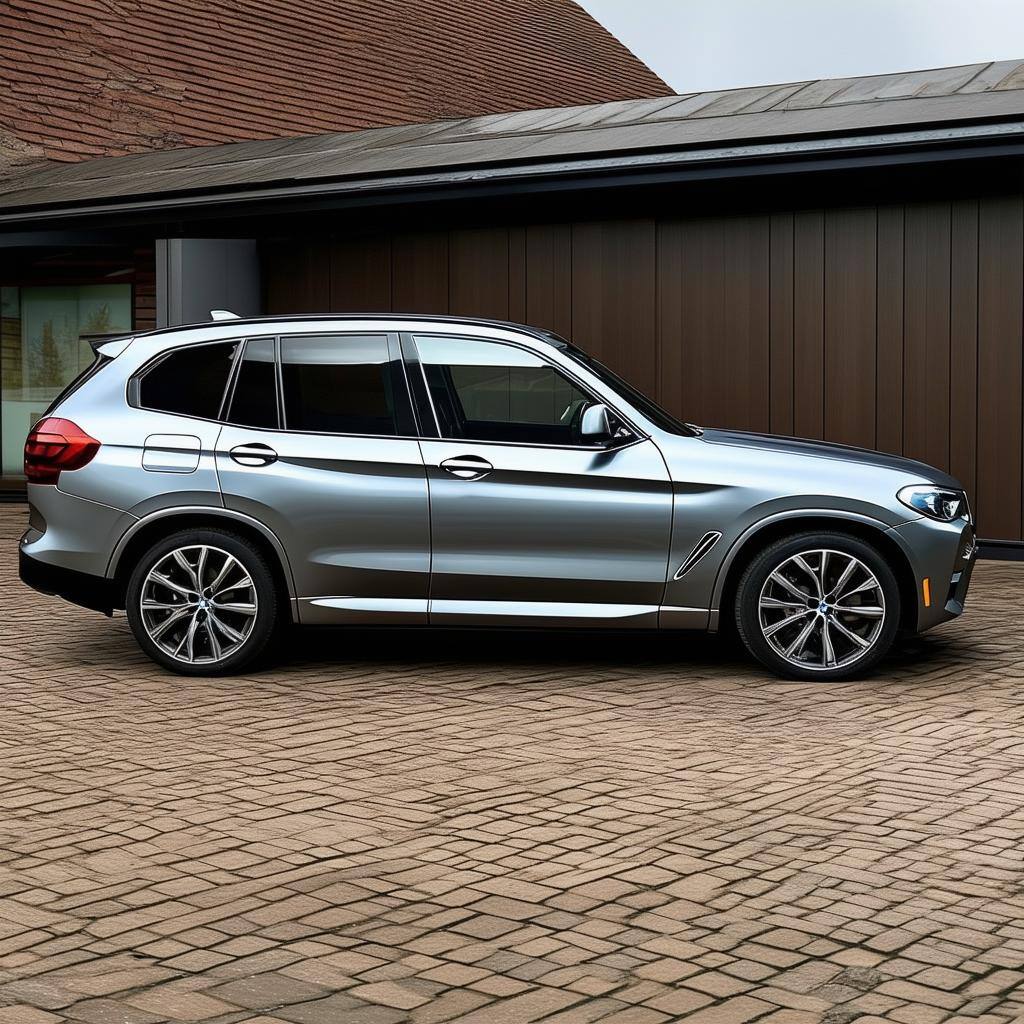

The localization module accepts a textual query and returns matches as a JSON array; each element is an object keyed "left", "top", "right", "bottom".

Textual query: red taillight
[{"left": 24, "top": 418, "right": 100, "bottom": 484}]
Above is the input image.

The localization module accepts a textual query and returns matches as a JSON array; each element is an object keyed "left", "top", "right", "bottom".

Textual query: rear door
[{"left": 216, "top": 332, "right": 430, "bottom": 624}]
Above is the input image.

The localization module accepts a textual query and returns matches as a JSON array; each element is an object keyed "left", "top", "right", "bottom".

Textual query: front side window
[
  {"left": 227, "top": 337, "right": 278, "bottom": 429},
  {"left": 138, "top": 341, "right": 237, "bottom": 419},
  {"left": 280, "top": 334, "right": 405, "bottom": 435},
  {"left": 415, "top": 334, "right": 603, "bottom": 446}
]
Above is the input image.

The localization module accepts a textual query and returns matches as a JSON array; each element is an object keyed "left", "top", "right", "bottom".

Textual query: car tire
[
  {"left": 735, "top": 530, "right": 901, "bottom": 681},
  {"left": 126, "top": 528, "right": 279, "bottom": 676}
]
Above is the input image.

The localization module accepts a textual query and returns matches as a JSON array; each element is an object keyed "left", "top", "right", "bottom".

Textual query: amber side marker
[{"left": 922, "top": 577, "right": 932, "bottom": 608}]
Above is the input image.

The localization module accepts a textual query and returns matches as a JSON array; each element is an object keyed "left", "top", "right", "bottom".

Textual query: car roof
[{"left": 133, "top": 313, "right": 568, "bottom": 349}]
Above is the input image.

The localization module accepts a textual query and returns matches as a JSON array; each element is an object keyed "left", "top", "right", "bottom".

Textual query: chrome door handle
[
  {"left": 229, "top": 442, "right": 278, "bottom": 467},
  {"left": 440, "top": 455, "right": 493, "bottom": 480}
]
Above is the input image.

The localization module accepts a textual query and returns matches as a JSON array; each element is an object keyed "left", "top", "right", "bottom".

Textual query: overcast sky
[{"left": 578, "top": 0, "right": 1024, "bottom": 94}]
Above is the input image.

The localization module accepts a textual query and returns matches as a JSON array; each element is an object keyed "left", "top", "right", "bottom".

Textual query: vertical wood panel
[
  {"left": 572, "top": 220, "right": 656, "bottom": 394},
  {"left": 660, "top": 216, "right": 769, "bottom": 431},
  {"left": 391, "top": 232, "right": 449, "bottom": 313},
  {"left": 769, "top": 213, "right": 795, "bottom": 435},
  {"left": 825, "top": 208, "right": 877, "bottom": 448},
  {"left": 508, "top": 226, "right": 527, "bottom": 324},
  {"left": 875, "top": 206, "right": 904, "bottom": 455},
  {"left": 263, "top": 239, "right": 329, "bottom": 313},
  {"left": 524, "top": 224, "right": 573, "bottom": 339},
  {"left": 329, "top": 236, "right": 391, "bottom": 312},
  {"left": 449, "top": 227, "right": 510, "bottom": 319},
  {"left": 977, "top": 196, "right": 1023, "bottom": 539},
  {"left": 903, "top": 203, "right": 951, "bottom": 470},
  {"left": 949, "top": 199, "right": 979, "bottom": 507},
  {"left": 656, "top": 220, "right": 685, "bottom": 418},
  {"left": 793, "top": 211, "right": 824, "bottom": 439}
]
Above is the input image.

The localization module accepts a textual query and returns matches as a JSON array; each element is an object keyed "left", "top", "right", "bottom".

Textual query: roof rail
[{"left": 210, "top": 309, "right": 240, "bottom": 321}]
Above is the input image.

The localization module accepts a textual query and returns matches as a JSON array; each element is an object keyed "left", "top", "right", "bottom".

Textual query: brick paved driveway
[{"left": 1, "top": 504, "right": 1024, "bottom": 1024}]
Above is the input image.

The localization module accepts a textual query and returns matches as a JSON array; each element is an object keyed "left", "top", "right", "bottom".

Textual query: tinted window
[
  {"left": 415, "top": 335, "right": 599, "bottom": 445},
  {"left": 139, "top": 341, "right": 237, "bottom": 419},
  {"left": 281, "top": 334, "right": 403, "bottom": 435},
  {"left": 228, "top": 338, "right": 278, "bottom": 429}
]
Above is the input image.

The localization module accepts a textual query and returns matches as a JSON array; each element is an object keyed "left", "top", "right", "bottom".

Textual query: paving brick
[{"left": 0, "top": 504, "right": 1022, "bottom": 1024}]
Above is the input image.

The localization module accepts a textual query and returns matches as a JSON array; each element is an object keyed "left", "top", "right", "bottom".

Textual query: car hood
[{"left": 698, "top": 428, "right": 961, "bottom": 489}]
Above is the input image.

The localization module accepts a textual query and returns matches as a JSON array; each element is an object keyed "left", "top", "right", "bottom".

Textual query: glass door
[{"left": 1, "top": 284, "right": 131, "bottom": 480}]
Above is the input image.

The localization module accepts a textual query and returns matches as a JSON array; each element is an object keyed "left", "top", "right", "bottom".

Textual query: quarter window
[
  {"left": 138, "top": 341, "right": 237, "bottom": 419},
  {"left": 227, "top": 338, "right": 278, "bottom": 429},
  {"left": 280, "top": 334, "right": 405, "bottom": 435},
  {"left": 414, "top": 335, "right": 600, "bottom": 446}
]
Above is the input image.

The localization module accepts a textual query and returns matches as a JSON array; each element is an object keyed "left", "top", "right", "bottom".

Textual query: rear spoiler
[{"left": 82, "top": 332, "right": 134, "bottom": 358}]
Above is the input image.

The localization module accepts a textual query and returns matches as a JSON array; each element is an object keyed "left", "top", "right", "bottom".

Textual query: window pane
[
  {"left": 2, "top": 284, "right": 131, "bottom": 478},
  {"left": 139, "top": 342, "right": 237, "bottom": 419},
  {"left": 281, "top": 334, "right": 397, "bottom": 435},
  {"left": 228, "top": 338, "right": 278, "bottom": 429},
  {"left": 415, "top": 334, "right": 595, "bottom": 445}
]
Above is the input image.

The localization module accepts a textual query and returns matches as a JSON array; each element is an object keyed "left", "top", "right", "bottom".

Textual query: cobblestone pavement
[{"left": 1, "top": 505, "right": 1024, "bottom": 1024}]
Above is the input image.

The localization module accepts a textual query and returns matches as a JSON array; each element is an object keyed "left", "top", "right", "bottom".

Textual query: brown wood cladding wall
[{"left": 264, "top": 195, "right": 1024, "bottom": 541}]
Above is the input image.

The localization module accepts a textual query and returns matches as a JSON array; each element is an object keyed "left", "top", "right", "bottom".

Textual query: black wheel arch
[
  {"left": 110, "top": 510, "right": 294, "bottom": 620},
  {"left": 715, "top": 514, "right": 918, "bottom": 636}
]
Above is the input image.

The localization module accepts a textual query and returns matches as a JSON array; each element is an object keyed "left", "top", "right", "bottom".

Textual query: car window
[
  {"left": 227, "top": 337, "right": 278, "bottom": 429},
  {"left": 280, "top": 334, "right": 405, "bottom": 435},
  {"left": 138, "top": 341, "right": 237, "bottom": 419},
  {"left": 414, "top": 334, "right": 602, "bottom": 446}
]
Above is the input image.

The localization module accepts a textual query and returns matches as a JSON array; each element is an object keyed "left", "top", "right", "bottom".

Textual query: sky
[{"left": 578, "top": 0, "right": 1024, "bottom": 94}]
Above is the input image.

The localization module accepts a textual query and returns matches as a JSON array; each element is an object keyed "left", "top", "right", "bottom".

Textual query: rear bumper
[{"left": 19, "top": 549, "right": 116, "bottom": 615}]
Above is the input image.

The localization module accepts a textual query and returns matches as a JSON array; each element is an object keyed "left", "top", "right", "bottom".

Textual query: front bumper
[
  {"left": 19, "top": 549, "right": 116, "bottom": 615},
  {"left": 888, "top": 516, "right": 976, "bottom": 632}
]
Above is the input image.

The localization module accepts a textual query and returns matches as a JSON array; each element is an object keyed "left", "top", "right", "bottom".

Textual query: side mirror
[{"left": 580, "top": 403, "right": 613, "bottom": 441}]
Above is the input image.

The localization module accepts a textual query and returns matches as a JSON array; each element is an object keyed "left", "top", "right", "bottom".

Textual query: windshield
[{"left": 562, "top": 346, "right": 697, "bottom": 437}]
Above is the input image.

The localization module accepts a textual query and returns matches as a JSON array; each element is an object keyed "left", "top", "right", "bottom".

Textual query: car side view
[{"left": 19, "top": 313, "right": 976, "bottom": 680}]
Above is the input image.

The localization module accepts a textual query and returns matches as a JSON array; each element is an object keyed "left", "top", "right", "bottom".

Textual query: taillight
[{"left": 24, "top": 418, "right": 100, "bottom": 484}]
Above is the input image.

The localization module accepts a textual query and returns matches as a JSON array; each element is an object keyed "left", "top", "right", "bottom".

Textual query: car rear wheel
[
  {"left": 735, "top": 531, "right": 900, "bottom": 680},
  {"left": 126, "top": 529, "right": 278, "bottom": 675}
]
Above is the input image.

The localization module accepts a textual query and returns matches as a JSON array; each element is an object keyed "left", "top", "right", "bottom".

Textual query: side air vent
[{"left": 674, "top": 531, "right": 723, "bottom": 580}]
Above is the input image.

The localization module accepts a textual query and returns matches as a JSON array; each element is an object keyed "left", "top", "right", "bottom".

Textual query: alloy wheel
[
  {"left": 758, "top": 548, "right": 886, "bottom": 672},
  {"left": 139, "top": 545, "right": 258, "bottom": 664}
]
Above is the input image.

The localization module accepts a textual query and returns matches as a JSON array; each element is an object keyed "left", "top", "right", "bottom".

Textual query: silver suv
[{"left": 20, "top": 313, "right": 976, "bottom": 680}]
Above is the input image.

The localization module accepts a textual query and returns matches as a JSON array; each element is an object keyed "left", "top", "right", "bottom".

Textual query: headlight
[{"left": 898, "top": 485, "right": 966, "bottom": 522}]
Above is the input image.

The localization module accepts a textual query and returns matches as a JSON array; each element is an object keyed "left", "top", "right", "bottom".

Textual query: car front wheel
[
  {"left": 735, "top": 531, "right": 901, "bottom": 680},
  {"left": 126, "top": 528, "right": 279, "bottom": 675}
]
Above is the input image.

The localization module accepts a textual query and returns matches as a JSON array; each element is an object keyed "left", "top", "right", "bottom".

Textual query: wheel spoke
[
  {"left": 212, "top": 601, "right": 257, "bottom": 616},
  {"left": 792, "top": 554, "right": 823, "bottom": 598},
  {"left": 760, "top": 596, "right": 807, "bottom": 611},
  {"left": 209, "top": 613, "right": 245, "bottom": 643},
  {"left": 208, "top": 554, "right": 240, "bottom": 595},
  {"left": 150, "top": 572, "right": 193, "bottom": 598},
  {"left": 205, "top": 619, "right": 222, "bottom": 660},
  {"left": 763, "top": 610, "right": 810, "bottom": 638},
  {"left": 829, "top": 555, "right": 858, "bottom": 600},
  {"left": 172, "top": 549, "right": 201, "bottom": 591},
  {"left": 821, "top": 618, "right": 837, "bottom": 667},
  {"left": 830, "top": 616, "right": 870, "bottom": 649},
  {"left": 837, "top": 576, "right": 879, "bottom": 601},
  {"left": 769, "top": 571, "right": 809, "bottom": 602},
  {"left": 196, "top": 546, "right": 209, "bottom": 590},
  {"left": 784, "top": 617, "right": 817, "bottom": 659},
  {"left": 150, "top": 605, "right": 193, "bottom": 641},
  {"left": 834, "top": 604, "right": 884, "bottom": 618}
]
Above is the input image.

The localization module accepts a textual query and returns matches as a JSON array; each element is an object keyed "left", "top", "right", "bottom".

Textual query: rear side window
[
  {"left": 138, "top": 341, "right": 237, "bottom": 419},
  {"left": 280, "top": 334, "right": 409, "bottom": 435},
  {"left": 227, "top": 338, "right": 278, "bottom": 429}
]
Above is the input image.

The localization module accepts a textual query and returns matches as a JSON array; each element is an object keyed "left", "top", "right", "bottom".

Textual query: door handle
[
  {"left": 440, "top": 455, "right": 493, "bottom": 480},
  {"left": 229, "top": 442, "right": 278, "bottom": 467}
]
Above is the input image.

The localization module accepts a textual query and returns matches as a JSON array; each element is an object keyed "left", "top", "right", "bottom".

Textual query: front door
[
  {"left": 216, "top": 333, "right": 430, "bottom": 624},
  {"left": 408, "top": 332, "right": 673, "bottom": 627}
]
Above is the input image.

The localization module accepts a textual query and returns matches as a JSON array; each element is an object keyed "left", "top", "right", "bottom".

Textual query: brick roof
[{"left": 0, "top": 0, "right": 671, "bottom": 178}]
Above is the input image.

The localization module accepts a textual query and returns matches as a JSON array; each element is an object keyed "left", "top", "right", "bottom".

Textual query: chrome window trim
[{"left": 405, "top": 331, "right": 646, "bottom": 451}]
